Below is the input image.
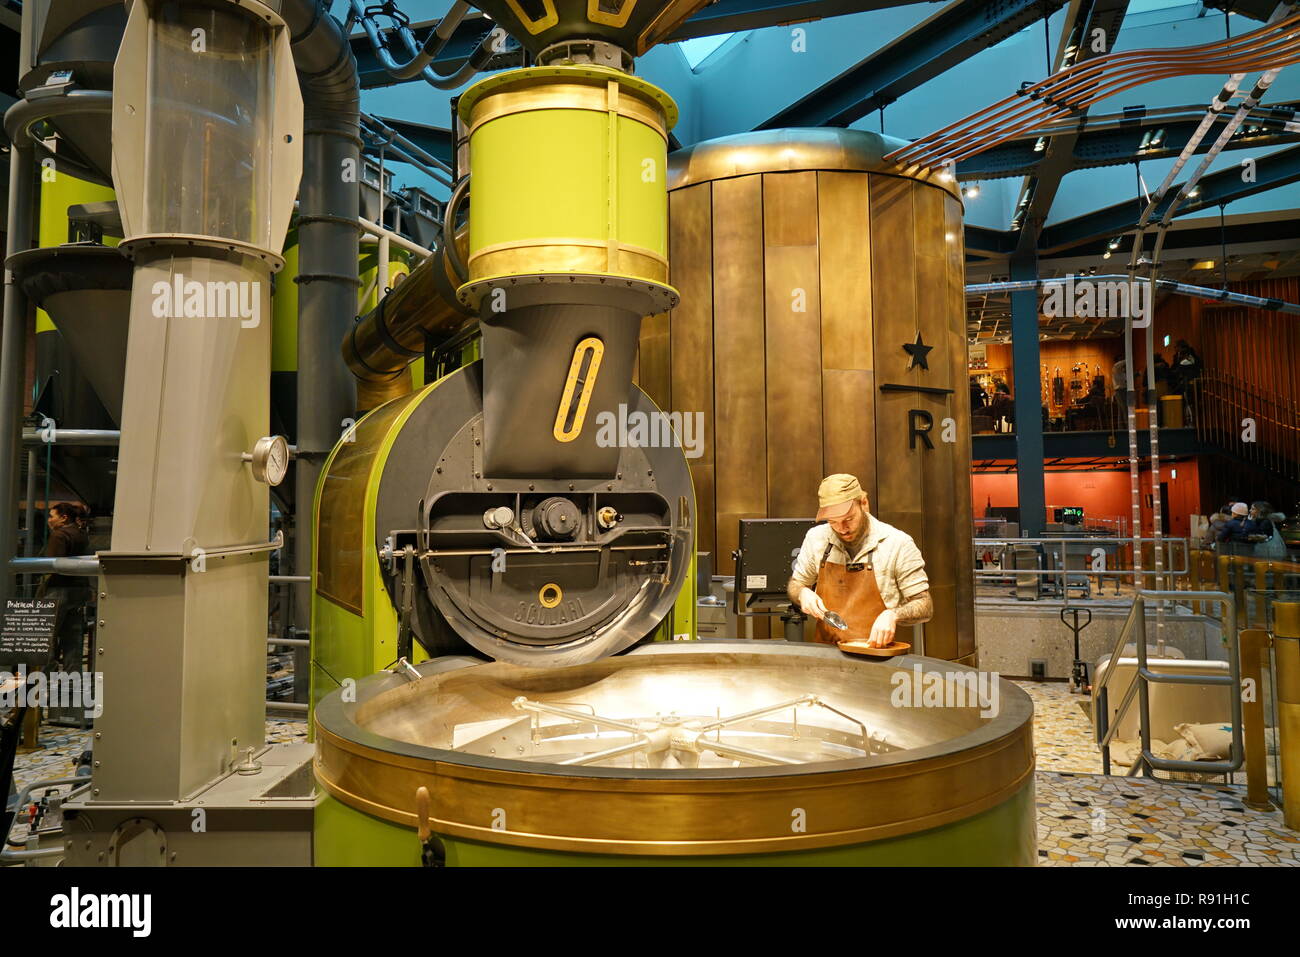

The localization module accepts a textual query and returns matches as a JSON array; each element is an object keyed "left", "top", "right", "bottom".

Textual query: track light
[{"left": 963, "top": 183, "right": 981, "bottom": 198}]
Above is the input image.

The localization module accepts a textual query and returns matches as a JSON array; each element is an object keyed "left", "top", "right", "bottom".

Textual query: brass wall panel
[
  {"left": 638, "top": 310, "right": 672, "bottom": 412},
  {"left": 668, "top": 183, "right": 716, "bottom": 559},
  {"left": 711, "top": 175, "right": 767, "bottom": 575},
  {"left": 817, "top": 172, "right": 873, "bottom": 372},
  {"left": 869, "top": 175, "right": 923, "bottom": 548},
  {"left": 925, "top": 583, "right": 958, "bottom": 660},
  {"left": 661, "top": 136, "right": 974, "bottom": 658},
  {"left": 763, "top": 171, "right": 819, "bottom": 247},
  {"left": 763, "top": 170, "right": 822, "bottom": 517},
  {"left": 913, "top": 183, "right": 958, "bottom": 659},
  {"left": 822, "top": 370, "right": 877, "bottom": 503},
  {"left": 817, "top": 171, "right": 876, "bottom": 503},
  {"left": 946, "top": 195, "right": 976, "bottom": 658}
]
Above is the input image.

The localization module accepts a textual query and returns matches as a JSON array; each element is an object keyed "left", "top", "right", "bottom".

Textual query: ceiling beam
[
  {"left": 665, "top": 0, "right": 935, "bottom": 41},
  {"left": 755, "top": 0, "right": 1068, "bottom": 129},
  {"left": 1012, "top": 0, "right": 1130, "bottom": 255},
  {"left": 1037, "top": 143, "right": 1300, "bottom": 252}
]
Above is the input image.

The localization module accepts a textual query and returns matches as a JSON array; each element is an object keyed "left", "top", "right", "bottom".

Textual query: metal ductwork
[
  {"left": 280, "top": 0, "right": 365, "bottom": 662},
  {"left": 17, "top": 0, "right": 126, "bottom": 184},
  {"left": 9, "top": 244, "right": 132, "bottom": 423},
  {"left": 342, "top": 235, "right": 473, "bottom": 410}
]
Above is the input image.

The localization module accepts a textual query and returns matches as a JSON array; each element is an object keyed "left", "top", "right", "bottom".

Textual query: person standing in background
[
  {"left": 39, "top": 503, "right": 92, "bottom": 676},
  {"left": 1172, "top": 340, "right": 1203, "bottom": 423},
  {"left": 1111, "top": 357, "right": 1129, "bottom": 414},
  {"left": 1217, "top": 502, "right": 1252, "bottom": 545},
  {"left": 1248, "top": 501, "right": 1287, "bottom": 559}
]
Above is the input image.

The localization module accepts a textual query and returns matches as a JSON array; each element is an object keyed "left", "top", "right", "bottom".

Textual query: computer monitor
[{"left": 734, "top": 519, "right": 817, "bottom": 597}]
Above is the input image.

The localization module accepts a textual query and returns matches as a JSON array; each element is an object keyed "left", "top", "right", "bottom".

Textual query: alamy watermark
[
  {"left": 151, "top": 273, "right": 261, "bottom": 328},
  {"left": 594, "top": 403, "right": 704, "bottom": 459},
  {"left": 1, "top": 665, "right": 103, "bottom": 718},
  {"left": 889, "top": 663, "right": 1000, "bottom": 718},
  {"left": 1041, "top": 275, "right": 1152, "bottom": 325}
]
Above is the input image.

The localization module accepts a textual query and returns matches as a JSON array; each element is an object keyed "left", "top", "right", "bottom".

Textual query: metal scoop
[{"left": 823, "top": 611, "right": 848, "bottom": 631}]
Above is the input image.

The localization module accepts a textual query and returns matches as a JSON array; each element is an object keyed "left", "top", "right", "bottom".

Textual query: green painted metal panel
[
  {"left": 314, "top": 793, "right": 421, "bottom": 867},
  {"left": 469, "top": 109, "right": 608, "bottom": 253},
  {"left": 315, "top": 777, "right": 1037, "bottom": 866},
  {"left": 36, "top": 171, "right": 117, "bottom": 334}
]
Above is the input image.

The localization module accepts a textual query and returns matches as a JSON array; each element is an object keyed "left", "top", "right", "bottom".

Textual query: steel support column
[{"left": 1010, "top": 253, "right": 1045, "bottom": 535}]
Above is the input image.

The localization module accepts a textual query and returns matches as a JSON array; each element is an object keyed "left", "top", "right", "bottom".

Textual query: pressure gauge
[{"left": 247, "top": 435, "right": 290, "bottom": 486}]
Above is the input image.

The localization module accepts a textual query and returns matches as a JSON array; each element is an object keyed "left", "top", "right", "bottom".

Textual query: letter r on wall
[{"left": 908, "top": 409, "right": 935, "bottom": 450}]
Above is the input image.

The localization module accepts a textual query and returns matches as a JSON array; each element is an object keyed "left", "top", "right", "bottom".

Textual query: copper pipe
[
  {"left": 888, "top": 13, "right": 1300, "bottom": 170},
  {"left": 342, "top": 227, "right": 473, "bottom": 385},
  {"left": 894, "top": 21, "right": 1300, "bottom": 168}
]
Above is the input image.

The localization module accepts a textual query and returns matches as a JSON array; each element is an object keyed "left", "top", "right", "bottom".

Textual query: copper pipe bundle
[
  {"left": 341, "top": 229, "right": 472, "bottom": 385},
  {"left": 887, "top": 12, "right": 1300, "bottom": 171}
]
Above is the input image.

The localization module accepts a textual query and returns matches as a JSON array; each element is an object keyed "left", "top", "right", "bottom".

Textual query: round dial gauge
[{"left": 250, "top": 435, "right": 289, "bottom": 486}]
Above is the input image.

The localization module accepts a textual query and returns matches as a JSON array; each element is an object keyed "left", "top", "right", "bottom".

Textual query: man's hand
[
  {"left": 797, "top": 587, "right": 827, "bottom": 620},
  {"left": 868, "top": 608, "right": 898, "bottom": 647}
]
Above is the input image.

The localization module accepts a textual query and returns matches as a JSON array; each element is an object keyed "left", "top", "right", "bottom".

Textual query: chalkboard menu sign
[{"left": 0, "top": 597, "right": 59, "bottom": 665}]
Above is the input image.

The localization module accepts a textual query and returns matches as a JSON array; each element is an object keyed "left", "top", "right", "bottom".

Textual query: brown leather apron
[{"left": 813, "top": 542, "right": 888, "bottom": 645}]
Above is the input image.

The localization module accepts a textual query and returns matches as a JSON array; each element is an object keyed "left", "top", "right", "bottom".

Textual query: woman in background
[
  {"left": 38, "top": 503, "right": 92, "bottom": 675},
  {"left": 1248, "top": 501, "right": 1287, "bottom": 560}
]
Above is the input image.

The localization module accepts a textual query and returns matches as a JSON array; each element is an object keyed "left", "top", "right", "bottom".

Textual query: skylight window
[{"left": 676, "top": 34, "right": 733, "bottom": 69}]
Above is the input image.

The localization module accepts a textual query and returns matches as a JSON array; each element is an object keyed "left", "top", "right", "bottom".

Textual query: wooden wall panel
[
  {"left": 712, "top": 175, "right": 767, "bottom": 575},
  {"left": 763, "top": 172, "right": 822, "bottom": 518},
  {"left": 668, "top": 183, "right": 716, "bottom": 561}
]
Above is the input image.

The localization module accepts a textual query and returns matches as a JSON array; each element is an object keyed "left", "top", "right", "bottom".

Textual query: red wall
[{"left": 972, "top": 459, "right": 1202, "bottom": 537}]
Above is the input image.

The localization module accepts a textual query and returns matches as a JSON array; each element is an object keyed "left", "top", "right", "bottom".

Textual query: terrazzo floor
[{"left": 6, "top": 685, "right": 1297, "bottom": 865}]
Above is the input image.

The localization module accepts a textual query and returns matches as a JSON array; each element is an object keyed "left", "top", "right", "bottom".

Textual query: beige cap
[
  {"left": 1231, "top": 502, "right": 1249, "bottom": 516},
  {"left": 816, "top": 473, "right": 865, "bottom": 520}
]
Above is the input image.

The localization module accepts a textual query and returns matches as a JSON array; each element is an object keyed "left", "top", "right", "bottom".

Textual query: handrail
[
  {"left": 1196, "top": 368, "right": 1300, "bottom": 482},
  {"left": 1094, "top": 589, "right": 1242, "bottom": 778},
  {"left": 975, "top": 536, "right": 1189, "bottom": 575},
  {"left": 975, "top": 537, "right": 1191, "bottom": 605}
]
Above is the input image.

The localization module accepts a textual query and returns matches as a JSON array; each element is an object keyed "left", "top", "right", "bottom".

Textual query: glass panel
[
  {"left": 316, "top": 394, "right": 421, "bottom": 615},
  {"left": 144, "top": 0, "right": 274, "bottom": 246}
]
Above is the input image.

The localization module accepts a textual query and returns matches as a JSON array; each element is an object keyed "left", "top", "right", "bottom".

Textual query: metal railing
[
  {"left": 1196, "top": 368, "right": 1300, "bottom": 482},
  {"left": 1198, "top": 552, "right": 1300, "bottom": 627},
  {"left": 1094, "top": 589, "right": 1242, "bottom": 778},
  {"left": 974, "top": 536, "right": 1190, "bottom": 605}
]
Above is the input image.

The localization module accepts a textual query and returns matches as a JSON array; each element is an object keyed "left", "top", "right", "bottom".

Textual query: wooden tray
[{"left": 837, "top": 639, "right": 911, "bottom": 657}]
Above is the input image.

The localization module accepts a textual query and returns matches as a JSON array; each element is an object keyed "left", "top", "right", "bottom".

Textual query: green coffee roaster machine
[{"left": 309, "top": 0, "right": 1036, "bottom": 866}]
